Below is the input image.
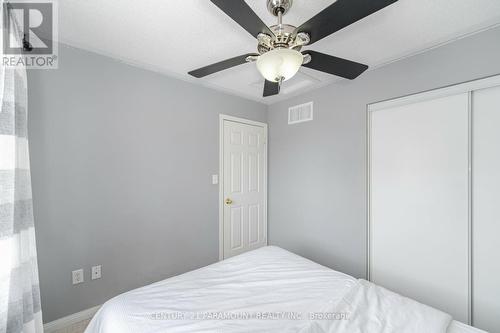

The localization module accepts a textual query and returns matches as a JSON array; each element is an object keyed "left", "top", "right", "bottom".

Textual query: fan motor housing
[
  {"left": 256, "top": 25, "right": 309, "bottom": 55},
  {"left": 270, "top": 24, "right": 296, "bottom": 48}
]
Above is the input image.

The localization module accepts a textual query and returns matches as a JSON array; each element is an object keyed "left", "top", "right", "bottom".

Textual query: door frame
[{"left": 219, "top": 114, "right": 268, "bottom": 260}]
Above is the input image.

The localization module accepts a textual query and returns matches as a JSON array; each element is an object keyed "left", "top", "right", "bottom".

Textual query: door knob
[{"left": 225, "top": 198, "right": 233, "bottom": 205}]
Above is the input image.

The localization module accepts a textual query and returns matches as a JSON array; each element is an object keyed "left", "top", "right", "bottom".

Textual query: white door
[
  {"left": 369, "top": 93, "right": 470, "bottom": 322},
  {"left": 220, "top": 116, "right": 267, "bottom": 259}
]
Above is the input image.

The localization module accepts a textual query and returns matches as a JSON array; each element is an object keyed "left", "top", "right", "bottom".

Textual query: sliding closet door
[
  {"left": 472, "top": 85, "right": 500, "bottom": 332},
  {"left": 369, "top": 93, "right": 470, "bottom": 322}
]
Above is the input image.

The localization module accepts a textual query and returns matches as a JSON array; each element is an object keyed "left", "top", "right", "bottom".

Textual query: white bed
[{"left": 85, "top": 246, "right": 486, "bottom": 333}]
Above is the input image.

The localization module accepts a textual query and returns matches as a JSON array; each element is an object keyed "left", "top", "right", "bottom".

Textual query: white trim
[
  {"left": 366, "top": 103, "right": 372, "bottom": 282},
  {"left": 467, "top": 91, "right": 473, "bottom": 325},
  {"left": 219, "top": 115, "right": 224, "bottom": 261},
  {"left": 57, "top": 20, "right": 500, "bottom": 107},
  {"left": 43, "top": 305, "right": 100, "bottom": 333},
  {"left": 219, "top": 114, "right": 268, "bottom": 128},
  {"left": 368, "top": 74, "right": 500, "bottom": 112},
  {"left": 218, "top": 114, "right": 268, "bottom": 261},
  {"left": 57, "top": 42, "right": 266, "bottom": 105}
]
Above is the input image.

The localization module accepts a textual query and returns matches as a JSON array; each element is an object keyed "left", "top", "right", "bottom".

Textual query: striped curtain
[{"left": 0, "top": 2, "right": 44, "bottom": 333}]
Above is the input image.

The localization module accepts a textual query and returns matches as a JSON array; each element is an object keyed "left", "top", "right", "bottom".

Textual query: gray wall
[
  {"left": 28, "top": 44, "right": 267, "bottom": 322},
  {"left": 267, "top": 27, "right": 500, "bottom": 279}
]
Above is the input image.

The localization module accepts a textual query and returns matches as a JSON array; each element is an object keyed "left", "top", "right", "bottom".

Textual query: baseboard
[{"left": 43, "top": 305, "right": 101, "bottom": 333}]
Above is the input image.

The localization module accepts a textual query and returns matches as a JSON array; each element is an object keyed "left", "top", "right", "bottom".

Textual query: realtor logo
[{"left": 2, "top": 1, "right": 58, "bottom": 68}]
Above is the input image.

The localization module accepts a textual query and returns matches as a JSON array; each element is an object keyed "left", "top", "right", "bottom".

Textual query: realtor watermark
[
  {"left": 2, "top": 0, "right": 58, "bottom": 69},
  {"left": 148, "top": 311, "right": 350, "bottom": 321}
]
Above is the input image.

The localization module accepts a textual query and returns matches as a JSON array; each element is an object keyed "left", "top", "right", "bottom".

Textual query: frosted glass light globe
[{"left": 256, "top": 48, "right": 303, "bottom": 82}]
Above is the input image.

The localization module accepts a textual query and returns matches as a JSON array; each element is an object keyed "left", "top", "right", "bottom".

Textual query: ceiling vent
[{"left": 288, "top": 102, "right": 313, "bottom": 124}]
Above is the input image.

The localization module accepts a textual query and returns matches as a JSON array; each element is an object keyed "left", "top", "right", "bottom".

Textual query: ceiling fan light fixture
[
  {"left": 190, "top": 0, "right": 383, "bottom": 96},
  {"left": 256, "top": 48, "right": 302, "bottom": 82}
]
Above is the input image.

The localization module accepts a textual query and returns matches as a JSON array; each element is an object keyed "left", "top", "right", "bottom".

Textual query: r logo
[{"left": 3, "top": 2, "right": 54, "bottom": 54}]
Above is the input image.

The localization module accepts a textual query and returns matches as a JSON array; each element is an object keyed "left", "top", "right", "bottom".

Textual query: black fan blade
[
  {"left": 211, "top": 0, "right": 274, "bottom": 38},
  {"left": 296, "top": 0, "right": 398, "bottom": 45},
  {"left": 302, "top": 51, "right": 368, "bottom": 79},
  {"left": 188, "top": 53, "right": 257, "bottom": 78},
  {"left": 263, "top": 80, "right": 280, "bottom": 97}
]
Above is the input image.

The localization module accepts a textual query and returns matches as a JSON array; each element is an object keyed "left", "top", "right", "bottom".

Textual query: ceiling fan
[{"left": 189, "top": 0, "right": 399, "bottom": 97}]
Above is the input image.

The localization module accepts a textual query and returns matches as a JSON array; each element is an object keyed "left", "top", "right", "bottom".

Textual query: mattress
[{"left": 85, "top": 246, "right": 485, "bottom": 333}]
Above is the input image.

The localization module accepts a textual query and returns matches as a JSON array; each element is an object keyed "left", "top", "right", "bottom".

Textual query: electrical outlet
[
  {"left": 91, "top": 265, "right": 101, "bottom": 280},
  {"left": 72, "top": 269, "right": 84, "bottom": 285}
]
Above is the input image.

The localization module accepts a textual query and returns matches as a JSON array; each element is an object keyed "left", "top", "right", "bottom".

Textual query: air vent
[{"left": 288, "top": 102, "right": 313, "bottom": 124}]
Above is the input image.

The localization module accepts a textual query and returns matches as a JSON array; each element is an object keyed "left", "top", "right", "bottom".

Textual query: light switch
[
  {"left": 212, "top": 174, "right": 219, "bottom": 185},
  {"left": 91, "top": 265, "right": 101, "bottom": 280},
  {"left": 72, "top": 269, "right": 84, "bottom": 285}
]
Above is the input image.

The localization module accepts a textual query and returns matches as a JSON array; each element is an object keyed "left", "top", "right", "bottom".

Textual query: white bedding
[
  {"left": 302, "top": 279, "right": 452, "bottom": 333},
  {"left": 85, "top": 246, "right": 484, "bottom": 333}
]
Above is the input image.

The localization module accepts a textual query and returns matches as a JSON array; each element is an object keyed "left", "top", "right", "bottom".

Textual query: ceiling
[{"left": 58, "top": 0, "right": 500, "bottom": 104}]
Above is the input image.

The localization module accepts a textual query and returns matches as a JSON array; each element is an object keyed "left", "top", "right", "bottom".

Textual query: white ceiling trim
[
  {"left": 57, "top": 38, "right": 267, "bottom": 105},
  {"left": 55, "top": 0, "right": 500, "bottom": 104},
  {"left": 58, "top": 21, "right": 500, "bottom": 106},
  {"left": 366, "top": 21, "right": 500, "bottom": 74}
]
